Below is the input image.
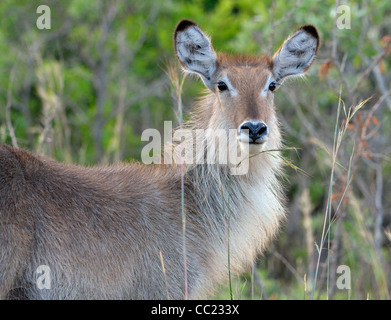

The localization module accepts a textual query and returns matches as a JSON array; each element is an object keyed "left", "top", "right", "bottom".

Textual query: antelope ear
[
  {"left": 272, "top": 25, "right": 319, "bottom": 82},
  {"left": 174, "top": 19, "right": 217, "bottom": 88}
]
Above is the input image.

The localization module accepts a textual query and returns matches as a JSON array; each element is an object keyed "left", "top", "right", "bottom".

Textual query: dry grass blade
[{"left": 312, "top": 93, "right": 370, "bottom": 299}]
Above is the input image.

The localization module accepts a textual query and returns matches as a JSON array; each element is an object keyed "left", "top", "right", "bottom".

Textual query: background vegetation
[{"left": 1, "top": 0, "right": 390, "bottom": 299}]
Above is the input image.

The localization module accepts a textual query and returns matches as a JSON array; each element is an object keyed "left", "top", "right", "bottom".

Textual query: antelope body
[{"left": 0, "top": 20, "right": 319, "bottom": 299}]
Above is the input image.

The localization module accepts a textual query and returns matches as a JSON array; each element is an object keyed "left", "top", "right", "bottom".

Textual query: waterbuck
[{"left": 0, "top": 19, "right": 319, "bottom": 299}]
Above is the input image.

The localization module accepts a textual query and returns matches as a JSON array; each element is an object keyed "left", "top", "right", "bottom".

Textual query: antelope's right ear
[
  {"left": 174, "top": 19, "right": 217, "bottom": 89},
  {"left": 272, "top": 25, "right": 319, "bottom": 82}
]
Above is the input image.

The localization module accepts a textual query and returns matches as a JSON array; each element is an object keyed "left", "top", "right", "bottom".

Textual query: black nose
[{"left": 240, "top": 121, "right": 268, "bottom": 143}]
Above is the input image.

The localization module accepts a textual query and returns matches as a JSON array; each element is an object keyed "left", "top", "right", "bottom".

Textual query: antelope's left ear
[
  {"left": 174, "top": 19, "right": 217, "bottom": 89},
  {"left": 272, "top": 25, "right": 319, "bottom": 82}
]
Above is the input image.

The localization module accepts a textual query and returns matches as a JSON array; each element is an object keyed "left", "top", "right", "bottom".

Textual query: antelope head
[{"left": 174, "top": 19, "right": 319, "bottom": 155}]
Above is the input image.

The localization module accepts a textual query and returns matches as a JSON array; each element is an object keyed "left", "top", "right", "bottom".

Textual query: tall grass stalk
[
  {"left": 166, "top": 62, "right": 189, "bottom": 299},
  {"left": 312, "top": 93, "right": 369, "bottom": 299},
  {"left": 227, "top": 177, "right": 233, "bottom": 300},
  {"left": 159, "top": 250, "right": 170, "bottom": 300}
]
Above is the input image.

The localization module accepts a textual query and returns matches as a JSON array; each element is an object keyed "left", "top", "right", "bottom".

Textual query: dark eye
[
  {"left": 217, "top": 81, "right": 228, "bottom": 92},
  {"left": 268, "top": 82, "right": 277, "bottom": 92}
]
